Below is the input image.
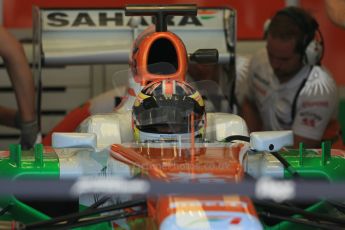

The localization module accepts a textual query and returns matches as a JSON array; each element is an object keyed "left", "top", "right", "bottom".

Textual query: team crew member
[
  {"left": 0, "top": 26, "right": 38, "bottom": 149},
  {"left": 241, "top": 7, "right": 338, "bottom": 148}
]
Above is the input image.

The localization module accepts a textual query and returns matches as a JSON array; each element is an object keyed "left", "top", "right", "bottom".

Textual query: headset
[{"left": 265, "top": 7, "right": 324, "bottom": 66}]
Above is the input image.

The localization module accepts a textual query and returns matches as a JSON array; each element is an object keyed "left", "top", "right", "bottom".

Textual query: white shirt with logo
[{"left": 245, "top": 49, "right": 337, "bottom": 140}]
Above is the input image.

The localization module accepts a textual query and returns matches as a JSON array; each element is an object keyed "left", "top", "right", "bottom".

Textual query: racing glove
[
  {"left": 20, "top": 119, "right": 39, "bottom": 150},
  {"left": 15, "top": 112, "right": 40, "bottom": 150}
]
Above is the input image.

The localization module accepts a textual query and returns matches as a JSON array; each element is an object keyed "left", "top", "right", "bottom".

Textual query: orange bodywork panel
[
  {"left": 110, "top": 143, "right": 244, "bottom": 181},
  {"left": 131, "top": 32, "right": 187, "bottom": 86},
  {"left": 109, "top": 143, "right": 259, "bottom": 228}
]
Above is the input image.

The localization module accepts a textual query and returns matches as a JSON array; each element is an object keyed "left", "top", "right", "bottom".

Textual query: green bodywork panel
[
  {"left": 0, "top": 144, "right": 112, "bottom": 229},
  {"left": 0, "top": 144, "right": 59, "bottom": 223},
  {"left": 282, "top": 142, "right": 345, "bottom": 180},
  {"left": 0, "top": 144, "right": 59, "bottom": 179},
  {"left": 1, "top": 142, "right": 345, "bottom": 229},
  {"left": 262, "top": 142, "right": 345, "bottom": 229},
  {"left": 0, "top": 144, "right": 112, "bottom": 230}
]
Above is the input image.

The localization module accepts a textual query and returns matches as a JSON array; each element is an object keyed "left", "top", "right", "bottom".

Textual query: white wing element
[{"left": 300, "top": 66, "right": 336, "bottom": 96}]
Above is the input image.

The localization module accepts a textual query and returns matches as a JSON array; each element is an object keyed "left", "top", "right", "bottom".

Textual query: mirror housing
[
  {"left": 250, "top": 131, "right": 293, "bottom": 152},
  {"left": 189, "top": 49, "right": 219, "bottom": 64}
]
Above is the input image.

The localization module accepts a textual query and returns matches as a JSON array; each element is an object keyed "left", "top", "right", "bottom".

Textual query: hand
[{"left": 20, "top": 119, "right": 39, "bottom": 150}]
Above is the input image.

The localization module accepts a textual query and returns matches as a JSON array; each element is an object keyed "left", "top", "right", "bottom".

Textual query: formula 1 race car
[{"left": 1, "top": 4, "right": 345, "bottom": 230}]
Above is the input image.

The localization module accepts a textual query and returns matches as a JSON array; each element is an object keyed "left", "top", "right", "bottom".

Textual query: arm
[
  {"left": 292, "top": 68, "right": 338, "bottom": 148},
  {"left": 0, "top": 27, "right": 38, "bottom": 149},
  {"left": 325, "top": 0, "right": 345, "bottom": 28},
  {"left": 241, "top": 97, "right": 262, "bottom": 132},
  {"left": 0, "top": 27, "right": 36, "bottom": 124}
]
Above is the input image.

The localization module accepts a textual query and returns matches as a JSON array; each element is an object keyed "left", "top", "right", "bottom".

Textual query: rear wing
[{"left": 32, "top": 7, "right": 236, "bottom": 66}]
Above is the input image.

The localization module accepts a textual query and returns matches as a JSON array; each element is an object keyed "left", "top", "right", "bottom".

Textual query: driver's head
[{"left": 132, "top": 79, "right": 206, "bottom": 143}]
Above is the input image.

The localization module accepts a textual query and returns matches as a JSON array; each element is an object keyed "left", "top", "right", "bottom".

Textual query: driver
[{"left": 132, "top": 79, "right": 206, "bottom": 143}]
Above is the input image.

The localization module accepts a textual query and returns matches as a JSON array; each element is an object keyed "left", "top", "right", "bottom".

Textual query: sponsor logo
[
  {"left": 299, "top": 111, "right": 322, "bottom": 127},
  {"left": 302, "top": 118, "right": 316, "bottom": 127},
  {"left": 230, "top": 217, "right": 242, "bottom": 225},
  {"left": 170, "top": 200, "right": 248, "bottom": 209},
  {"left": 302, "top": 101, "right": 329, "bottom": 108},
  {"left": 299, "top": 111, "right": 322, "bottom": 121},
  {"left": 198, "top": 10, "right": 217, "bottom": 20},
  {"left": 46, "top": 11, "right": 202, "bottom": 27}
]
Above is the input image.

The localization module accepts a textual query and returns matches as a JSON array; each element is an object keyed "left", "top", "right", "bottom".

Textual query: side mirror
[
  {"left": 52, "top": 132, "right": 97, "bottom": 149},
  {"left": 189, "top": 49, "right": 219, "bottom": 64},
  {"left": 250, "top": 131, "right": 293, "bottom": 152}
]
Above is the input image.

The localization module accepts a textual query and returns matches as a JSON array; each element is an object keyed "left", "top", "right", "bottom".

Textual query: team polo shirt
[{"left": 246, "top": 49, "right": 337, "bottom": 140}]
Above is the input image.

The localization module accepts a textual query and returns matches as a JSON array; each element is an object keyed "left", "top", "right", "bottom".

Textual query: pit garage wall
[{"left": 0, "top": 0, "right": 344, "bottom": 148}]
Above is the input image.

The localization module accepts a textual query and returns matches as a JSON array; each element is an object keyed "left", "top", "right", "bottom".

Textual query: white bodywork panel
[
  {"left": 53, "top": 112, "right": 288, "bottom": 182},
  {"left": 52, "top": 132, "right": 97, "bottom": 149},
  {"left": 244, "top": 151, "right": 284, "bottom": 178},
  {"left": 206, "top": 113, "right": 249, "bottom": 141},
  {"left": 77, "top": 112, "right": 132, "bottom": 148},
  {"left": 55, "top": 148, "right": 107, "bottom": 179},
  {"left": 250, "top": 131, "right": 293, "bottom": 152},
  {"left": 74, "top": 112, "right": 249, "bottom": 148}
]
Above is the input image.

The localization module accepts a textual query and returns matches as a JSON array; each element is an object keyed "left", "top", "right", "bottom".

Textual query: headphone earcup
[{"left": 304, "top": 39, "right": 323, "bottom": 65}]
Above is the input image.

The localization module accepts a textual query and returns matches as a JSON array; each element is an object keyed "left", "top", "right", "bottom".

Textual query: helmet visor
[{"left": 134, "top": 106, "right": 204, "bottom": 134}]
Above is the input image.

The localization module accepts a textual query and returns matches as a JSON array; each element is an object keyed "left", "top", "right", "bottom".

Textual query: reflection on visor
[
  {"left": 136, "top": 107, "right": 197, "bottom": 124},
  {"left": 134, "top": 106, "right": 203, "bottom": 133},
  {"left": 138, "top": 121, "right": 204, "bottom": 134}
]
